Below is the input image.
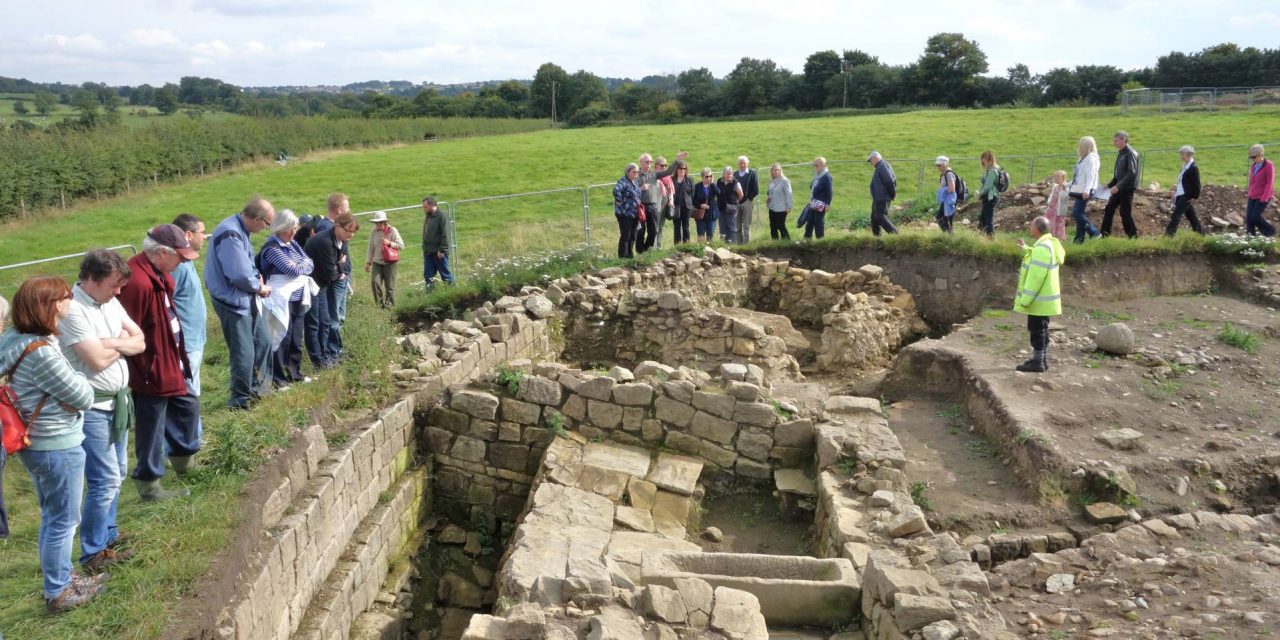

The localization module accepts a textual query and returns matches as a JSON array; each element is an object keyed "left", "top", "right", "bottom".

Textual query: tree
[
  {"left": 12, "top": 99, "right": 28, "bottom": 115},
  {"left": 801, "top": 50, "right": 842, "bottom": 110},
  {"left": 529, "top": 62, "right": 570, "bottom": 119},
  {"left": 130, "top": 84, "right": 155, "bottom": 106},
  {"left": 1040, "top": 68, "right": 1082, "bottom": 105},
  {"left": 70, "top": 89, "right": 101, "bottom": 126},
  {"left": 723, "top": 57, "right": 789, "bottom": 114},
  {"left": 915, "top": 33, "right": 989, "bottom": 106},
  {"left": 153, "top": 88, "right": 179, "bottom": 114},
  {"left": 676, "top": 67, "right": 719, "bottom": 116},
  {"left": 611, "top": 83, "right": 656, "bottom": 116},
  {"left": 562, "top": 70, "right": 608, "bottom": 117},
  {"left": 33, "top": 90, "right": 56, "bottom": 116}
]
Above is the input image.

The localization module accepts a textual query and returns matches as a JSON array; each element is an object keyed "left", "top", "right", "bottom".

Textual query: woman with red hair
[{"left": 0, "top": 276, "right": 101, "bottom": 612}]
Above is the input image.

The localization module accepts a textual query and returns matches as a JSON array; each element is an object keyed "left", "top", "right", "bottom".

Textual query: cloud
[
  {"left": 125, "top": 28, "right": 182, "bottom": 48},
  {"left": 34, "top": 33, "right": 108, "bottom": 53},
  {"left": 962, "top": 15, "right": 1048, "bottom": 45},
  {"left": 1228, "top": 12, "right": 1280, "bottom": 28},
  {"left": 192, "top": 0, "right": 352, "bottom": 17},
  {"left": 280, "top": 39, "right": 325, "bottom": 54}
]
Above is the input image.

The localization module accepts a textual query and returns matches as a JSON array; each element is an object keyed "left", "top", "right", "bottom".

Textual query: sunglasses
[{"left": 656, "top": 164, "right": 666, "bottom": 168}]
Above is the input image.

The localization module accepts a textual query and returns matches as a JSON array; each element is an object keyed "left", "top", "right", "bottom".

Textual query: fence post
[
  {"left": 582, "top": 188, "right": 591, "bottom": 244},
  {"left": 1025, "top": 157, "right": 1034, "bottom": 184}
]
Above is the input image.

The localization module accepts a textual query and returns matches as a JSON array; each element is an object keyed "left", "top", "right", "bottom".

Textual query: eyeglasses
[
  {"left": 342, "top": 225, "right": 358, "bottom": 233},
  {"left": 656, "top": 164, "right": 666, "bottom": 168}
]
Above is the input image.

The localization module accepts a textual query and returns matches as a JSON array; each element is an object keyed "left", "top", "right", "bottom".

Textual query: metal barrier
[
  {"left": 450, "top": 187, "right": 587, "bottom": 274},
  {"left": 0, "top": 244, "right": 139, "bottom": 295}
]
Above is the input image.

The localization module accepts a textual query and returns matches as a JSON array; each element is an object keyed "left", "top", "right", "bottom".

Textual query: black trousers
[
  {"left": 1165, "top": 194, "right": 1204, "bottom": 235},
  {"left": 1101, "top": 189, "right": 1137, "bottom": 238},
  {"left": 636, "top": 203, "right": 659, "bottom": 252},
  {"left": 936, "top": 206, "right": 953, "bottom": 233},
  {"left": 1028, "top": 315, "right": 1050, "bottom": 352},
  {"left": 871, "top": 199, "right": 898, "bottom": 236},
  {"left": 616, "top": 214, "right": 636, "bottom": 258},
  {"left": 273, "top": 299, "right": 306, "bottom": 385},
  {"left": 769, "top": 210, "right": 790, "bottom": 239},
  {"left": 979, "top": 197, "right": 998, "bottom": 236}
]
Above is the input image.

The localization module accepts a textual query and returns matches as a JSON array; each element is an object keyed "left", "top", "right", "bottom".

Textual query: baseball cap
[
  {"left": 866, "top": 151, "right": 881, "bottom": 162},
  {"left": 934, "top": 156, "right": 950, "bottom": 166},
  {"left": 148, "top": 223, "right": 200, "bottom": 260}
]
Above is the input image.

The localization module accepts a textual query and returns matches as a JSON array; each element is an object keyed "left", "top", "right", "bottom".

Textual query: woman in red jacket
[{"left": 1246, "top": 144, "right": 1276, "bottom": 237}]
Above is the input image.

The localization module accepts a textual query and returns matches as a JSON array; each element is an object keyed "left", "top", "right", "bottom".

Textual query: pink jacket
[
  {"left": 659, "top": 175, "right": 675, "bottom": 205},
  {"left": 1249, "top": 159, "right": 1275, "bottom": 202}
]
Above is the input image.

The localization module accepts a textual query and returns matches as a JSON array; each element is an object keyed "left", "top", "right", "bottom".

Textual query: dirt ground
[
  {"left": 941, "top": 294, "right": 1280, "bottom": 514},
  {"left": 691, "top": 490, "right": 815, "bottom": 556},
  {"left": 886, "top": 397, "right": 1071, "bottom": 536}
]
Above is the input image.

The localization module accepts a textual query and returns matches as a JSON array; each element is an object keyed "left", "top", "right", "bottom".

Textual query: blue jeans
[
  {"left": 80, "top": 408, "right": 126, "bottom": 564},
  {"left": 211, "top": 298, "right": 271, "bottom": 409},
  {"left": 1247, "top": 199, "right": 1276, "bottom": 237},
  {"left": 334, "top": 277, "right": 350, "bottom": 323},
  {"left": 324, "top": 283, "right": 345, "bottom": 361},
  {"left": 424, "top": 252, "right": 454, "bottom": 286},
  {"left": 0, "top": 446, "right": 9, "bottom": 539},
  {"left": 20, "top": 446, "right": 85, "bottom": 599},
  {"left": 1071, "top": 196, "right": 1099, "bottom": 244},
  {"left": 133, "top": 393, "right": 201, "bottom": 481},
  {"left": 305, "top": 285, "right": 332, "bottom": 368}
]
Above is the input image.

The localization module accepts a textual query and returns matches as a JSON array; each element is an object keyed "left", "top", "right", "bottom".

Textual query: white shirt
[
  {"left": 1175, "top": 160, "right": 1193, "bottom": 198},
  {"left": 59, "top": 284, "right": 131, "bottom": 410}
]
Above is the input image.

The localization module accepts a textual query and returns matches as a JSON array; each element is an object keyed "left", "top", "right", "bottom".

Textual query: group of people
[
  {"left": 611, "top": 153, "right": 838, "bottom": 257},
  {"left": 0, "top": 192, "right": 457, "bottom": 614}
]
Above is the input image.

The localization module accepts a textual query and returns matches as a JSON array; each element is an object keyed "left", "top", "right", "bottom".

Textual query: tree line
[
  {"left": 0, "top": 116, "right": 547, "bottom": 219},
  {"left": 6, "top": 38, "right": 1280, "bottom": 128}
]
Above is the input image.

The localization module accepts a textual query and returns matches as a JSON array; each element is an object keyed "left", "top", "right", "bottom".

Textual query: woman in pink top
[
  {"left": 1246, "top": 144, "right": 1276, "bottom": 237},
  {"left": 1044, "top": 170, "right": 1069, "bottom": 241}
]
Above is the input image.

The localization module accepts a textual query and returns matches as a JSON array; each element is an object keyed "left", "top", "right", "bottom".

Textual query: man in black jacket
[
  {"left": 736, "top": 156, "right": 760, "bottom": 243},
  {"left": 867, "top": 151, "right": 899, "bottom": 236},
  {"left": 304, "top": 212, "right": 357, "bottom": 368},
  {"left": 1165, "top": 145, "right": 1205, "bottom": 236},
  {"left": 1102, "top": 131, "right": 1140, "bottom": 238}
]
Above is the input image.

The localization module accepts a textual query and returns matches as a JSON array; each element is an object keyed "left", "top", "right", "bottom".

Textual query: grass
[
  {"left": 1216, "top": 323, "right": 1260, "bottom": 354},
  {"left": 0, "top": 105, "right": 1276, "bottom": 638},
  {"left": 964, "top": 439, "right": 995, "bottom": 459},
  {"left": 909, "top": 481, "right": 933, "bottom": 511}
]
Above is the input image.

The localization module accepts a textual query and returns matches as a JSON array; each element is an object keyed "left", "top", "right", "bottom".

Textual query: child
[{"left": 1045, "top": 170, "right": 1069, "bottom": 242}]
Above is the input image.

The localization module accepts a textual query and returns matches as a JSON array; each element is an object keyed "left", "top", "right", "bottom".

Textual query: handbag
[
  {"left": 380, "top": 228, "right": 400, "bottom": 263},
  {"left": 638, "top": 203, "right": 647, "bottom": 223},
  {"left": 2, "top": 340, "right": 50, "bottom": 455}
]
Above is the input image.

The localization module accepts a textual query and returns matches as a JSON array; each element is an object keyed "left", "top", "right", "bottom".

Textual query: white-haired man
[{"left": 735, "top": 156, "right": 759, "bottom": 243}]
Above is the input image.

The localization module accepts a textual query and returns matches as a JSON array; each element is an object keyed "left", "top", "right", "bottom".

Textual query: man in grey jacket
[
  {"left": 736, "top": 156, "right": 760, "bottom": 243},
  {"left": 637, "top": 151, "right": 688, "bottom": 252},
  {"left": 867, "top": 151, "right": 899, "bottom": 236},
  {"left": 1101, "top": 131, "right": 1140, "bottom": 238}
]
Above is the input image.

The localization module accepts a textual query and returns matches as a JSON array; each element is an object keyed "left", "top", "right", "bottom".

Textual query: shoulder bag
[{"left": 1, "top": 340, "right": 50, "bottom": 454}]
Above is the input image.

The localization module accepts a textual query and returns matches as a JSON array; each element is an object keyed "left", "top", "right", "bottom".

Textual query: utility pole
[
  {"left": 841, "top": 62, "right": 852, "bottom": 109},
  {"left": 550, "top": 81, "right": 558, "bottom": 125}
]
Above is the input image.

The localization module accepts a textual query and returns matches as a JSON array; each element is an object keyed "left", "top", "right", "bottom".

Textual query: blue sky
[{"left": 1, "top": 0, "right": 1277, "bottom": 86}]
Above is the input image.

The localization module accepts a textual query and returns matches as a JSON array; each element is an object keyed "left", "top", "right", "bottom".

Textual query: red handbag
[
  {"left": 637, "top": 203, "right": 647, "bottom": 223},
  {"left": 380, "top": 227, "right": 401, "bottom": 263},
  {"left": 2, "top": 340, "right": 49, "bottom": 455}
]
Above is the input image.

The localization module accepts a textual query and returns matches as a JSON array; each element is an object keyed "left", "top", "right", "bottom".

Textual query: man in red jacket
[{"left": 117, "top": 224, "right": 200, "bottom": 501}]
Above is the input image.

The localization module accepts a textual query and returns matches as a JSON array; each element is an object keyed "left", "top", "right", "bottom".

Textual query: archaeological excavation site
[{"left": 184, "top": 245, "right": 1280, "bottom": 640}]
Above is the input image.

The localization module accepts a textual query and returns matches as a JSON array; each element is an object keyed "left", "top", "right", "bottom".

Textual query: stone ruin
[{"left": 220, "top": 246, "right": 1280, "bottom": 640}]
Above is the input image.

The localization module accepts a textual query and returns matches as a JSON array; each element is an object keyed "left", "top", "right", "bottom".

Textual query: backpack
[
  {"left": 947, "top": 170, "right": 969, "bottom": 203},
  {"left": 996, "top": 168, "right": 1010, "bottom": 193},
  {"left": 1, "top": 340, "right": 50, "bottom": 454}
]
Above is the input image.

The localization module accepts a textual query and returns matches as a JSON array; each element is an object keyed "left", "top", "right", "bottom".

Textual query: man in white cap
[{"left": 867, "top": 151, "right": 899, "bottom": 236}]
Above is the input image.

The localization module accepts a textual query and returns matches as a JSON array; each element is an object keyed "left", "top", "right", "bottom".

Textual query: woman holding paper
[{"left": 1067, "top": 136, "right": 1102, "bottom": 244}]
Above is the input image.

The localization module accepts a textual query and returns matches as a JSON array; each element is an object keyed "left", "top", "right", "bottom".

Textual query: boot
[
  {"left": 1016, "top": 351, "right": 1048, "bottom": 373},
  {"left": 46, "top": 577, "right": 105, "bottom": 613},
  {"left": 133, "top": 478, "right": 190, "bottom": 502},
  {"left": 169, "top": 455, "right": 201, "bottom": 476}
]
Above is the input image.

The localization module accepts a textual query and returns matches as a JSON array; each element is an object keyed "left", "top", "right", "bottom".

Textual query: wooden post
[{"left": 61, "top": 189, "right": 66, "bottom": 209}]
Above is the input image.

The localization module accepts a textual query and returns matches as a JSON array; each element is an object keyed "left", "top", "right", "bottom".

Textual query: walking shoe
[
  {"left": 46, "top": 579, "right": 105, "bottom": 613},
  {"left": 71, "top": 571, "right": 110, "bottom": 588},
  {"left": 83, "top": 547, "right": 135, "bottom": 574},
  {"left": 1015, "top": 357, "right": 1047, "bottom": 373},
  {"left": 133, "top": 478, "right": 191, "bottom": 502},
  {"left": 108, "top": 531, "right": 134, "bottom": 550}
]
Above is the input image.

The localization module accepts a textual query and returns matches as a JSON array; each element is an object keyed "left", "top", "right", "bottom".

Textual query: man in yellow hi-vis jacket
[{"left": 1013, "top": 216, "right": 1066, "bottom": 372}]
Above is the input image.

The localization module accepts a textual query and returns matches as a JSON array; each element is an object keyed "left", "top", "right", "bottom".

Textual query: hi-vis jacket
[{"left": 1014, "top": 234, "right": 1065, "bottom": 316}]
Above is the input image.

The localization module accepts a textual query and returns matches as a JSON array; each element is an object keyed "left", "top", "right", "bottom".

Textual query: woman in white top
[
  {"left": 766, "top": 163, "right": 793, "bottom": 240},
  {"left": 1067, "top": 136, "right": 1102, "bottom": 244}
]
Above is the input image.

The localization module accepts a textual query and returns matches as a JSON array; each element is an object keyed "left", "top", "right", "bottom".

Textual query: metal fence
[
  {"left": 0, "top": 245, "right": 138, "bottom": 297},
  {"left": 3, "top": 142, "right": 1277, "bottom": 288},
  {"left": 1122, "top": 87, "right": 1280, "bottom": 113}
]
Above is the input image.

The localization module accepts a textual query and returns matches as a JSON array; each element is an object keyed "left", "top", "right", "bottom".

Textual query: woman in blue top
[
  {"left": 258, "top": 209, "right": 315, "bottom": 387},
  {"left": 804, "top": 157, "right": 833, "bottom": 240},
  {"left": 613, "top": 163, "right": 642, "bottom": 259},
  {"left": 692, "top": 167, "right": 720, "bottom": 243},
  {"left": 934, "top": 156, "right": 958, "bottom": 234}
]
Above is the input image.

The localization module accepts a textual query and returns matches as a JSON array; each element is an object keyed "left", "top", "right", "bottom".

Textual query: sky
[{"left": 1, "top": 0, "right": 1278, "bottom": 88}]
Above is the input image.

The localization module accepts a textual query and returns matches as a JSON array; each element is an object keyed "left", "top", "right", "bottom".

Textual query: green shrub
[{"left": 1217, "top": 323, "right": 1260, "bottom": 354}]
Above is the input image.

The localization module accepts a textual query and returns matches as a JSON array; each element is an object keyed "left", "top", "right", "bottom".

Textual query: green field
[
  {"left": 0, "top": 92, "right": 242, "bottom": 129},
  {"left": 0, "top": 105, "right": 1278, "bottom": 639}
]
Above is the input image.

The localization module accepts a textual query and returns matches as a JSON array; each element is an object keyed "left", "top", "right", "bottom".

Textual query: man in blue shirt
[
  {"left": 205, "top": 198, "right": 275, "bottom": 410},
  {"left": 170, "top": 214, "right": 207, "bottom": 439}
]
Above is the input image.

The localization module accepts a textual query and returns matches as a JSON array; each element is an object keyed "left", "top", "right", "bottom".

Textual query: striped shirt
[{"left": 259, "top": 237, "right": 315, "bottom": 301}]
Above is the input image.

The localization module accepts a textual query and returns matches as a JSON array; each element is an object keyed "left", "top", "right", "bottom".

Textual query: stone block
[
  {"left": 498, "top": 421, "right": 521, "bottom": 442},
  {"left": 825, "top": 396, "right": 882, "bottom": 417},
  {"left": 1084, "top": 502, "right": 1127, "bottom": 524},
  {"left": 613, "top": 383, "right": 655, "bottom": 406},
  {"left": 452, "top": 390, "right": 500, "bottom": 420},
  {"left": 578, "top": 376, "right": 617, "bottom": 401},
  {"left": 660, "top": 380, "right": 695, "bottom": 404},
  {"left": 735, "top": 430, "right": 773, "bottom": 462},
  {"left": 452, "top": 436, "right": 486, "bottom": 463},
  {"left": 725, "top": 381, "right": 761, "bottom": 402},
  {"left": 889, "top": 506, "right": 928, "bottom": 538},
  {"left": 626, "top": 477, "right": 658, "bottom": 510},
  {"left": 425, "top": 427, "right": 454, "bottom": 454},
  {"left": 893, "top": 593, "right": 955, "bottom": 632},
  {"left": 774, "top": 469, "right": 816, "bottom": 496},
  {"left": 1094, "top": 428, "right": 1144, "bottom": 451},
  {"left": 562, "top": 394, "right": 587, "bottom": 422},
  {"left": 664, "top": 431, "right": 701, "bottom": 455},
  {"left": 691, "top": 411, "right": 738, "bottom": 445},
  {"left": 500, "top": 398, "right": 542, "bottom": 425},
  {"left": 643, "top": 585, "right": 688, "bottom": 624},
  {"left": 587, "top": 400, "right": 624, "bottom": 429},
  {"left": 490, "top": 442, "right": 530, "bottom": 472},
  {"left": 432, "top": 407, "right": 471, "bottom": 434},
  {"left": 652, "top": 491, "right": 693, "bottom": 537},
  {"left": 583, "top": 441, "right": 652, "bottom": 477},
  {"left": 733, "top": 402, "right": 779, "bottom": 428},
  {"left": 655, "top": 396, "right": 696, "bottom": 428},
  {"left": 692, "top": 391, "right": 737, "bottom": 420},
  {"left": 646, "top": 453, "right": 703, "bottom": 496},
  {"left": 700, "top": 440, "right": 738, "bottom": 469},
  {"left": 735, "top": 458, "right": 772, "bottom": 480},
  {"left": 774, "top": 419, "right": 814, "bottom": 449}
]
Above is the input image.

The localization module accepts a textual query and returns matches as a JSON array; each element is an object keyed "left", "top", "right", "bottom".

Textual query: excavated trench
[{"left": 241, "top": 247, "right": 1280, "bottom": 640}]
